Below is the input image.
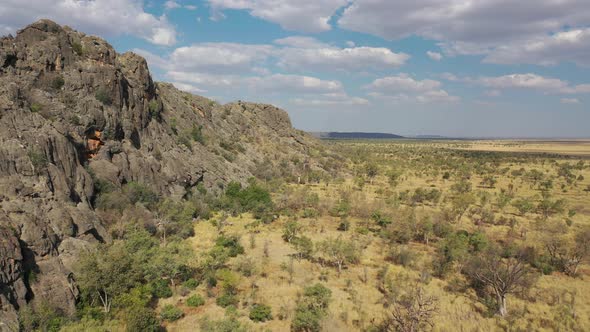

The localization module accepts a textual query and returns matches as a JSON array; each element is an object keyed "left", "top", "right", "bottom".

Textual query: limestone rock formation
[{"left": 0, "top": 19, "right": 328, "bottom": 329}]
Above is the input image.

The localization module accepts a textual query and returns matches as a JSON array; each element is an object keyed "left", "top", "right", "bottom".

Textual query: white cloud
[
  {"left": 477, "top": 74, "right": 569, "bottom": 91},
  {"left": 0, "top": 0, "right": 177, "bottom": 46},
  {"left": 166, "top": 71, "right": 343, "bottom": 95},
  {"left": 208, "top": 0, "right": 348, "bottom": 32},
  {"left": 346, "top": 41, "right": 356, "bottom": 47},
  {"left": 172, "top": 82, "right": 207, "bottom": 94},
  {"left": 185, "top": 5, "right": 198, "bottom": 10},
  {"left": 365, "top": 74, "right": 459, "bottom": 103},
  {"left": 274, "top": 36, "right": 331, "bottom": 49},
  {"left": 561, "top": 98, "right": 580, "bottom": 104},
  {"left": 427, "top": 51, "right": 442, "bottom": 61},
  {"left": 164, "top": 1, "right": 181, "bottom": 10},
  {"left": 139, "top": 39, "right": 408, "bottom": 76},
  {"left": 337, "top": 0, "right": 590, "bottom": 66},
  {"left": 366, "top": 74, "right": 442, "bottom": 93},
  {"left": 290, "top": 93, "right": 370, "bottom": 107},
  {"left": 277, "top": 46, "right": 409, "bottom": 71},
  {"left": 169, "top": 43, "right": 274, "bottom": 73},
  {"left": 483, "top": 28, "right": 590, "bottom": 66}
]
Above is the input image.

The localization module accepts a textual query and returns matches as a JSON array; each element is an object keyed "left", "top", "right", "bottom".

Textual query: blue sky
[{"left": 2, "top": 0, "right": 590, "bottom": 137}]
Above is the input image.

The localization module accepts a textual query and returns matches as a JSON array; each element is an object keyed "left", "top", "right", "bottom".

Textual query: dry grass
[{"left": 164, "top": 139, "right": 590, "bottom": 331}]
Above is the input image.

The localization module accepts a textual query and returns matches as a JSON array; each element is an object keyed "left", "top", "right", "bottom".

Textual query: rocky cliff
[{"left": 0, "top": 20, "right": 328, "bottom": 330}]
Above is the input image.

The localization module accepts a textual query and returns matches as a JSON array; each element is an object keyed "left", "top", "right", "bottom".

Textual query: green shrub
[
  {"left": 291, "top": 308, "right": 322, "bottom": 332},
  {"left": 125, "top": 306, "right": 159, "bottom": 332},
  {"left": 215, "top": 235, "right": 244, "bottom": 257},
  {"left": 183, "top": 278, "right": 199, "bottom": 290},
  {"left": 160, "top": 305, "right": 183, "bottom": 322},
  {"left": 125, "top": 182, "right": 159, "bottom": 207},
  {"left": 187, "top": 294, "right": 205, "bottom": 307},
  {"left": 51, "top": 76, "right": 65, "bottom": 90},
  {"left": 28, "top": 149, "right": 48, "bottom": 170},
  {"left": 72, "top": 42, "right": 83, "bottom": 55},
  {"left": 199, "top": 317, "right": 249, "bottom": 332},
  {"left": 249, "top": 304, "right": 272, "bottom": 322},
  {"left": 148, "top": 100, "right": 160, "bottom": 118},
  {"left": 216, "top": 293, "right": 238, "bottom": 308},
  {"left": 191, "top": 125, "right": 205, "bottom": 144},
  {"left": 95, "top": 88, "right": 112, "bottom": 105},
  {"left": 30, "top": 103, "right": 42, "bottom": 113},
  {"left": 150, "top": 279, "right": 172, "bottom": 299}
]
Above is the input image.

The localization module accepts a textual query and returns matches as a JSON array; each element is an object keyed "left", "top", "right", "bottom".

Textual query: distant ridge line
[{"left": 311, "top": 132, "right": 405, "bottom": 139}]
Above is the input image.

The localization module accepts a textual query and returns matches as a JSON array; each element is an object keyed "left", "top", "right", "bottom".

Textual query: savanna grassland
[{"left": 58, "top": 139, "right": 590, "bottom": 332}]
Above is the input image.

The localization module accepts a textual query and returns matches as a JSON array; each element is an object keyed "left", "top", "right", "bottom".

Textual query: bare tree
[
  {"left": 545, "top": 227, "right": 590, "bottom": 276},
  {"left": 464, "top": 249, "right": 537, "bottom": 316},
  {"left": 383, "top": 287, "right": 438, "bottom": 332}
]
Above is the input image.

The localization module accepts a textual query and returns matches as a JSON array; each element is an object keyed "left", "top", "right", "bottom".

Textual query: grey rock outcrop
[{"left": 0, "top": 19, "right": 330, "bottom": 329}]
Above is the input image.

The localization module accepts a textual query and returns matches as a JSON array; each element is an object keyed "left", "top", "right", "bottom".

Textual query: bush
[
  {"left": 28, "top": 149, "right": 48, "bottom": 171},
  {"left": 292, "top": 307, "right": 322, "bottom": 332},
  {"left": 95, "top": 88, "right": 113, "bottom": 105},
  {"left": 215, "top": 235, "right": 244, "bottom": 257},
  {"left": 191, "top": 125, "right": 205, "bottom": 144},
  {"left": 125, "top": 306, "right": 160, "bottom": 332},
  {"left": 72, "top": 42, "right": 83, "bottom": 55},
  {"left": 187, "top": 294, "right": 205, "bottom": 307},
  {"left": 160, "top": 304, "right": 183, "bottom": 322},
  {"left": 30, "top": 103, "right": 42, "bottom": 113},
  {"left": 199, "top": 317, "right": 249, "bottom": 332},
  {"left": 150, "top": 279, "right": 172, "bottom": 299},
  {"left": 216, "top": 293, "right": 238, "bottom": 308},
  {"left": 125, "top": 182, "right": 159, "bottom": 207},
  {"left": 249, "top": 304, "right": 272, "bottom": 322},
  {"left": 183, "top": 278, "right": 199, "bottom": 290},
  {"left": 51, "top": 76, "right": 65, "bottom": 90}
]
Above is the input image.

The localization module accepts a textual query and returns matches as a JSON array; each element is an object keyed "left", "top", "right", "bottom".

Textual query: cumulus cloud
[
  {"left": 208, "top": 0, "right": 348, "bottom": 32},
  {"left": 0, "top": 0, "right": 177, "bottom": 46},
  {"left": 561, "top": 98, "right": 580, "bottom": 104},
  {"left": 274, "top": 36, "right": 331, "bottom": 49},
  {"left": 483, "top": 28, "right": 590, "bottom": 66},
  {"left": 169, "top": 43, "right": 275, "bottom": 73},
  {"left": 337, "top": 0, "right": 590, "bottom": 66},
  {"left": 167, "top": 71, "right": 343, "bottom": 94},
  {"left": 366, "top": 74, "right": 442, "bottom": 92},
  {"left": 277, "top": 46, "right": 409, "bottom": 71},
  {"left": 139, "top": 38, "right": 407, "bottom": 76},
  {"left": 164, "top": 1, "right": 181, "bottom": 10},
  {"left": 290, "top": 93, "right": 370, "bottom": 107},
  {"left": 365, "top": 74, "right": 459, "bottom": 103},
  {"left": 427, "top": 51, "right": 442, "bottom": 61}
]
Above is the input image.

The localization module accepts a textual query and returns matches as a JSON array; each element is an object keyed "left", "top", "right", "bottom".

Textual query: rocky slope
[{"left": 0, "top": 20, "right": 328, "bottom": 330}]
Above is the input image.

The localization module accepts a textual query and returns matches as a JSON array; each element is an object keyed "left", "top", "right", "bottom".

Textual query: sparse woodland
[{"left": 41, "top": 140, "right": 589, "bottom": 332}]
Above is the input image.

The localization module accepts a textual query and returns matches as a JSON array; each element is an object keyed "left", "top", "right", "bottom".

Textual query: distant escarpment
[{"left": 0, "top": 20, "right": 331, "bottom": 329}]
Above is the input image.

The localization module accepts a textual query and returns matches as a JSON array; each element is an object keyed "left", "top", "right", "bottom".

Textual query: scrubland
[{"left": 56, "top": 139, "right": 590, "bottom": 332}]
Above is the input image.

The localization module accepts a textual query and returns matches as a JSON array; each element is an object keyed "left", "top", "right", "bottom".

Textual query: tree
[
  {"left": 291, "top": 236, "right": 314, "bottom": 260},
  {"left": 282, "top": 220, "right": 301, "bottom": 243},
  {"left": 291, "top": 284, "right": 332, "bottom": 332},
  {"left": 537, "top": 197, "right": 566, "bottom": 220},
  {"left": 464, "top": 249, "right": 537, "bottom": 316},
  {"left": 318, "top": 236, "right": 361, "bottom": 276},
  {"left": 451, "top": 193, "right": 476, "bottom": 222},
  {"left": 383, "top": 287, "right": 438, "bottom": 332},
  {"left": 544, "top": 227, "right": 590, "bottom": 276},
  {"left": 76, "top": 242, "right": 141, "bottom": 313}
]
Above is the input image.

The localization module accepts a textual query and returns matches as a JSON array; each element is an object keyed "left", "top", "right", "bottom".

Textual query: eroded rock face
[{"left": 0, "top": 19, "right": 329, "bottom": 326}]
